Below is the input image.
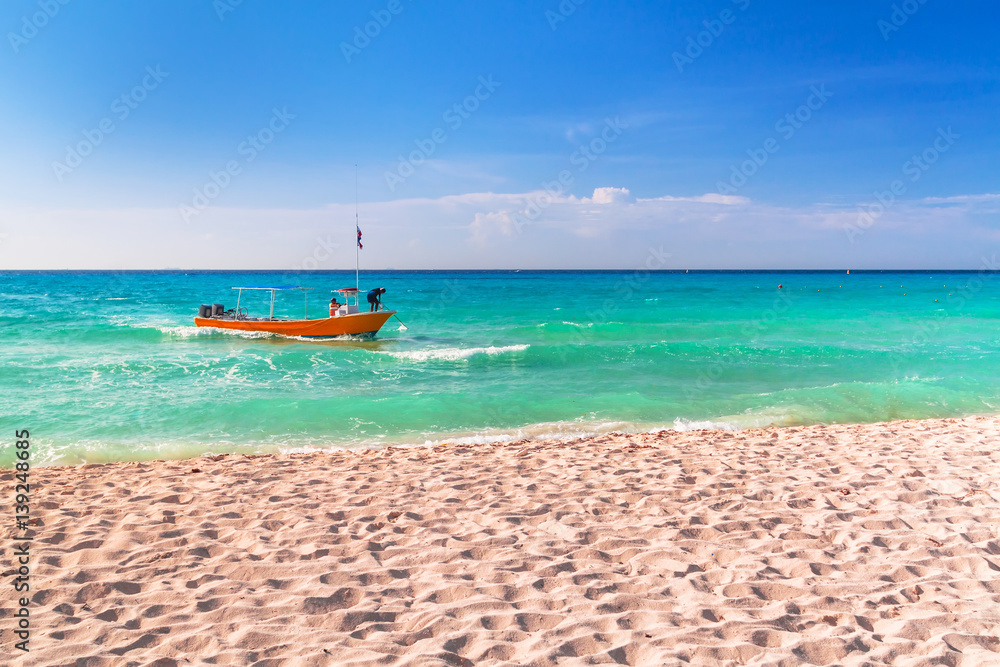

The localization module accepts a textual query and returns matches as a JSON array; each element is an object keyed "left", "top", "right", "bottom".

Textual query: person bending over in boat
[
  {"left": 367, "top": 287, "right": 386, "bottom": 312},
  {"left": 329, "top": 297, "right": 341, "bottom": 317}
]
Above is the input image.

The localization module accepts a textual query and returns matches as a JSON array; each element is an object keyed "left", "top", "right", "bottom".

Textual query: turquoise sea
[{"left": 3, "top": 270, "right": 999, "bottom": 466}]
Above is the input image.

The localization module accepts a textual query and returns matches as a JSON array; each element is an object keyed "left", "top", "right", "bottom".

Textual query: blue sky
[{"left": 1, "top": 0, "right": 998, "bottom": 269}]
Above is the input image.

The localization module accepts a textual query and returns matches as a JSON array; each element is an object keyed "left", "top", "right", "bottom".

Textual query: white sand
[{"left": 7, "top": 416, "right": 1000, "bottom": 665}]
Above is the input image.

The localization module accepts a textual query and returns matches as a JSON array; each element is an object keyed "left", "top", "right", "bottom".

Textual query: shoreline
[
  {"left": 8, "top": 415, "right": 1000, "bottom": 665},
  {"left": 20, "top": 412, "right": 1000, "bottom": 469}
]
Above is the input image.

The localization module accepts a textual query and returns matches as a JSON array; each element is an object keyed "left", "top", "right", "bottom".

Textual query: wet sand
[{"left": 7, "top": 416, "right": 1000, "bottom": 666}]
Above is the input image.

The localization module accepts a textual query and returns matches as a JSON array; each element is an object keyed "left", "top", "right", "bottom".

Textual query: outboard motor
[
  {"left": 212, "top": 304, "right": 224, "bottom": 317},
  {"left": 198, "top": 304, "right": 211, "bottom": 318}
]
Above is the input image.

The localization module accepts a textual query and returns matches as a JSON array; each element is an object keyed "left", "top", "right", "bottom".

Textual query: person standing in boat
[
  {"left": 329, "top": 296, "right": 341, "bottom": 317},
  {"left": 367, "top": 287, "right": 385, "bottom": 312}
]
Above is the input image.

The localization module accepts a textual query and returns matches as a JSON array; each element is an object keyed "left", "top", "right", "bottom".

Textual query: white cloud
[
  {"left": 1, "top": 190, "right": 997, "bottom": 269},
  {"left": 469, "top": 210, "right": 518, "bottom": 243},
  {"left": 589, "top": 187, "right": 635, "bottom": 204},
  {"left": 644, "top": 193, "right": 750, "bottom": 206}
]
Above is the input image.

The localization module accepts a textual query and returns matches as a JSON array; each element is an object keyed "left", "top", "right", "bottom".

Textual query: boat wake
[
  {"left": 157, "top": 325, "right": 277, "bottom": 339},
  {"left": 377, "top": 344, "right": 530, "bottom": 362}
]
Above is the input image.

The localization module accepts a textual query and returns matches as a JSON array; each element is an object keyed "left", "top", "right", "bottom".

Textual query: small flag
[{"left": 357, "top": 225, "right": 363, "bottom": 250}]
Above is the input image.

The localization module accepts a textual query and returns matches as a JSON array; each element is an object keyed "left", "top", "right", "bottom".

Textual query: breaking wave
[{"left": 378, "top": 344, "right": 530, "bottom": 362}]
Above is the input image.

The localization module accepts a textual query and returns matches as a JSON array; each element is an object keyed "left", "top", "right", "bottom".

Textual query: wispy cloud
[{"left": 2, "top": 189, "right": 997, "bottom": 270}]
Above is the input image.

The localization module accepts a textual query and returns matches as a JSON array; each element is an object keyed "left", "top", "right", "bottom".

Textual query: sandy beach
[{"left": 6, "top": 416, "right": 1000, "bottom": 666}]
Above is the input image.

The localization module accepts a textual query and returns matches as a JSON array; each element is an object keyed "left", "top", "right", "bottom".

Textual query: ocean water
[{"left": 3, "top": 270, "right": 999, "bottom": 466}]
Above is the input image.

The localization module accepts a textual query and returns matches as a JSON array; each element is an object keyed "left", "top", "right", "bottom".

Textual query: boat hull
[{"left": 194, "top": 311, "right": 396, "bottom": 338}]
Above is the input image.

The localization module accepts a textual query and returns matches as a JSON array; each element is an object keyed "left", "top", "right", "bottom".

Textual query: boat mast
[{"left": 355, "top": 164, "right": 360, "bottom": 294}]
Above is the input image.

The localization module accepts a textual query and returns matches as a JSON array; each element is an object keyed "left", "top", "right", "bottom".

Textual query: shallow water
[{"left": 3, "top": 270, "right": 999, "bottom": 465}]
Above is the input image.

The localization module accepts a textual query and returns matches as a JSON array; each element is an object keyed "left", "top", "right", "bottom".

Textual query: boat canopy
[
  {"left": 223, "top": 286, "right": 371, "bottom": 320},
  {"left": 231, "top": 285, "right": 312, "bottom": 319},
  {"left": 231, "top": 285, "right": 303, "bottom": 290}
]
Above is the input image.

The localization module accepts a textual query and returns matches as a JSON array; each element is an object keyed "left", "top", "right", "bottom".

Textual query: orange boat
[{"left": 194, "top": 286, "right": 397, "bottom": 338}]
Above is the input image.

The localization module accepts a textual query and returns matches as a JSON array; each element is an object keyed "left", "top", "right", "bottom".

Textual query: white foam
[
  {"left": 158, "top": 325, "right": 277, "bottom": 339},
  {"left": 671, "top": 418, "right": 741, "bottom": 432},
  {"left": 403, "top": 419, "right": 648, "bottom": 450},
  {"left": 378, "top": 344, "right": 529, "bottom": 362}
]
